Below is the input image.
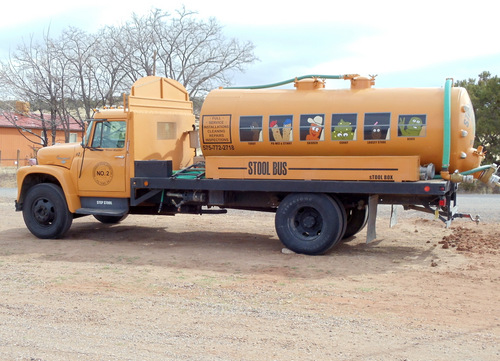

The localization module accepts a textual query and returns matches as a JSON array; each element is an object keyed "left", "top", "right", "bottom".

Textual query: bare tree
[
  {"left": 59, "top": 27, "right": 100, "bottom": 122},
  {"left": 0, "top": 30, "right": 67, "bottom": 144},
  {"left": 0, "top": 6, "right": 257, "bottom": 145},
  {"left": 119, "top": 10, "right": 162, "bottom": 81},
  {"left": 92, "top": 25, "right": 135, "bottom": 106},
  {"left": 59, "top": 26, "right": 133, "bottom": 120},
  {"left": 122, "top": 7, "right": 258, "bottom": 98}
]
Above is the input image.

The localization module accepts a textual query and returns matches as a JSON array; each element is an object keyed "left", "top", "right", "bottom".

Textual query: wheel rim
[
  {"left": 293, "top": 206, "right": 323, "bottom": 240},
  {"left": 32, "top": 197, "right": 56, "bottom": 225}
]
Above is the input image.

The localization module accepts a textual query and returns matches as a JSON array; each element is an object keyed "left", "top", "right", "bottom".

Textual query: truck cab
[{"left": 16, "top": 76, "right": 195, "bottom": 238}]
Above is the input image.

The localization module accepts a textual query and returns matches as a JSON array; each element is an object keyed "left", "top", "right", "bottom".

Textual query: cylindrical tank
[{"left": 199, "top": 76, "right": 482, "bottom": 174}]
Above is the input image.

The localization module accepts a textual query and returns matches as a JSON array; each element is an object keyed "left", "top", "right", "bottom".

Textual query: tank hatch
[
  {"left": 350, "top": 76, "right": 376, "bottom": 90},
  {"left": 294, "top": 78, "right": 326, "bottom": 90}
]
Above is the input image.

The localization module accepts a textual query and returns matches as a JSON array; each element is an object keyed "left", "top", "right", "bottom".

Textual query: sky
[{"left": 0, "top": 0, "right": 499, "bottom": 90}]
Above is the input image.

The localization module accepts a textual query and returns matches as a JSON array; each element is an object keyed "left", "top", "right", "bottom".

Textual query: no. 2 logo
[{"left": 93, "top": 162, "right": 113, "bottom": 186}]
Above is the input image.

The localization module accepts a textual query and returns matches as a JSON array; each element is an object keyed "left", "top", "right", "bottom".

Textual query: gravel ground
[{"left": 0, "top": 182, "right": 499, "bottom": 360}]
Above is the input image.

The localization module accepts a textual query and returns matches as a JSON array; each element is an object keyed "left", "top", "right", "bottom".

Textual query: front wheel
[
  {"left": 275, "top": 193, "right": 346, "bottom": 255},
  {"left": 22, "top": 183, "right": 73, "bottom": 239}
]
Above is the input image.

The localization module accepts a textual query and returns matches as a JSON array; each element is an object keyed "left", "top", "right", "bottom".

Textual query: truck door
[{"left": 78, "top": 120, "right": 128, "bottom": 194}]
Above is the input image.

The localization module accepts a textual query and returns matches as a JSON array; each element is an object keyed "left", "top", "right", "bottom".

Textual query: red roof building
[{"left": 0, "top": 112, "right": 83, "bottom": 167}]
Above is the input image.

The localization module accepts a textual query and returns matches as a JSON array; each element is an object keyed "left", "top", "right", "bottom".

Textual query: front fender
[{"left": 17, "top": 165, "right": 81, "bottom": 213}]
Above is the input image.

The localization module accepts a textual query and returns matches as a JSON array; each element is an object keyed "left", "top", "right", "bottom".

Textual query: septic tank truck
[{"left": 15, "top": 75, "right": 500, "bottom": 255}]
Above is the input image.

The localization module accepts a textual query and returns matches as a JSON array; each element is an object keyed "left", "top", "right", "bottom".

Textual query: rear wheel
[
  {"left": 94, "top": 214, "right": 128, "bottom": 224},
  {"left": 342, "top": 206, "right": 368, "bottom": 239},
  {"left": 22, "top": 183, "right": 73, "bottom": 239},
  {"left": 275, "top": 193, "right": 346, "bottom": 255}
]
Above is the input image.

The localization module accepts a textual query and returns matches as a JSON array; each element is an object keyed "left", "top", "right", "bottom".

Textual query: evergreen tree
[{"left": 456, "top": 71, "right": 500, "bottom": 164}]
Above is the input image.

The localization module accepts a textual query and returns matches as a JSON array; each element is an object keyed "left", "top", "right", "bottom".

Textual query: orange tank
[{"left": 199, "top": 76, "right": 482, "bottom": 178}]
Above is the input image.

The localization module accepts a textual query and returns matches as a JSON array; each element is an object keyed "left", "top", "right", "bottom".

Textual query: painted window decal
[
  {"left": 300, "top": 114, "right": 325, "bottom": 141},
  {"left": 239, "top": 116, "right": 263, "bottom": 142},
  {"left": 364, "top": 113, "right": 391, "bottom": 140},
  {"left": 269, "top": 115, "right": 293, "bottom": 142},
  {"left": 398, "top": 114, "right": 426, "bottom": 137},
  {"left": 331, "top": 114, "right": 357, "bottom": 141}
]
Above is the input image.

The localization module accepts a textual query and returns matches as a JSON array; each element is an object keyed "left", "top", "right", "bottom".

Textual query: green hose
[
  {"left": 458, "top": 165, "right": 491, "bottom": 176},
  {"left": 442, "top": 78, "right": 453, "bottom": 172},
  {"left": 224, "top": 74, "right": 358, "bottom": 90},
  {"left": 172, "top": 169, "right": 206, "bottom": 179}
]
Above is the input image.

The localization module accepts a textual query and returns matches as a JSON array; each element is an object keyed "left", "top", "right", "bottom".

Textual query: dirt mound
[{"left": 440, "top": 225, "right": 499, "bottom": 255}]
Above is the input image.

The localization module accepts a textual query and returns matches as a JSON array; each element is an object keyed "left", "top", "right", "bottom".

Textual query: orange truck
[{"left": 15, "top": 75, "right": 500, "bottom": 255}]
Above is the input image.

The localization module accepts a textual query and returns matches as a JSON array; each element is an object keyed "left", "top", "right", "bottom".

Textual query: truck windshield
[{"left": 91, "top": 121, "right": 126, "bottom": 149}]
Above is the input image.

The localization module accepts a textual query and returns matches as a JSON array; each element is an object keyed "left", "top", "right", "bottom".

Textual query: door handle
[{"left": 115, "top": 155, "right": 125, "bottom": 159}]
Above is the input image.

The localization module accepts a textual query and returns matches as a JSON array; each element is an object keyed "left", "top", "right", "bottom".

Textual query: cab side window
[{"left": 92, "top": 121, "right": 126, "bottom": 148}]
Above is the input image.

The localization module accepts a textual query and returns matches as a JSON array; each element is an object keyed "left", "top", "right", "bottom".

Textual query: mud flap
[
  {"left": 390, "top": 205, "right": 398, "bottom": 228},
  {"left": 366, "top": 194, "right": 378, "bottom": 243}
]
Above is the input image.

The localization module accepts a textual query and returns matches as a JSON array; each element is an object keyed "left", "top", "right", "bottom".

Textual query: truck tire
[
  {"left": 275, "top": 193, "right": 346, "bottom": 255},
  {"left": 342, "top": 206, "right": 368, "bottom": 240},
  {"left": 94, "top": 214, "right": 128, "bottom": 224},
  {"left": 22, "top": 183, "right": 73, "bottom": 239}
]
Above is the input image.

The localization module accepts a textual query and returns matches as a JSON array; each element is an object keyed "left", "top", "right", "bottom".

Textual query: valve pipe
[{"left": 434, "top": 165, "right": 492, "bottom": 179}]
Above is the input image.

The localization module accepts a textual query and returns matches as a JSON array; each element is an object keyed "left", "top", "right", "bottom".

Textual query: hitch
[{"left": 453, "top": 213, "right": 481, "bottom": 225}]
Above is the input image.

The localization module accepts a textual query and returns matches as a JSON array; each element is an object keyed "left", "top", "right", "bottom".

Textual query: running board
[
  {"left": 76, "top": 197, "right": 129, "bottom": 216},
  {"left": 75, "top": 208, "right": 127, "bottom": 216}
]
